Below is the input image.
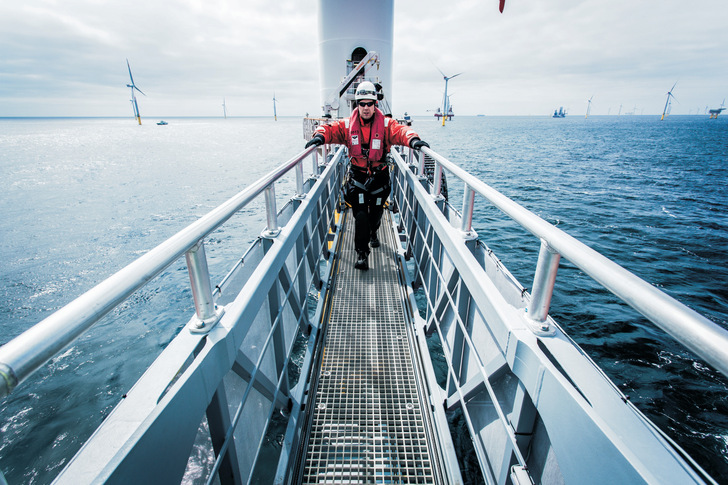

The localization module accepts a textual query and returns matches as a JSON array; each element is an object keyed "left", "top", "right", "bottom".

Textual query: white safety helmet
[{"left": 355, "top": 81, "right": 378, "bottom": 101}]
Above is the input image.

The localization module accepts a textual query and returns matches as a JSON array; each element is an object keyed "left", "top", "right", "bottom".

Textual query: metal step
[{"left": 301, "top": 209, "right": 439, "bottom": 484}]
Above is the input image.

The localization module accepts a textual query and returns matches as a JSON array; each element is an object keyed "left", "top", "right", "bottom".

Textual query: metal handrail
[
  {"left": 0, "top": 146, "right": 321, "bottom": 398},
  {"left": 417, "top": 146, "right": 728, "bottom": 379}
]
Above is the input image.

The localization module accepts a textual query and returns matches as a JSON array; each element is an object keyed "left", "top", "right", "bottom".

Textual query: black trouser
[{"left": 345, "top": 166, "right": 391, "bottom": 255}]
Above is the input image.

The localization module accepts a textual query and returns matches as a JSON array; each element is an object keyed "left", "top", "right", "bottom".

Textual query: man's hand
[
  {"left": 305, "top": 134, "right": 325, "bottom": 149},
  {"left": 410, "top": 138, "right": 430, "bottom": 150}
]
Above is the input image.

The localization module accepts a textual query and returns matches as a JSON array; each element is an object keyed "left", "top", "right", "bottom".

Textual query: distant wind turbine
[
  {"left": 661, "top": 82, "right": 677, "bottom": 121},
  {"left": 126, "top": 59, "right": 145, "bottom": 125},
  {"left": 585, "top": 95, "right": 594, "bottom": 119},
  {"left": 273, "top": 93, "right": 278, "bottom": 121},
  {"left": 222, "top": 98, "right": 227, "bottom": 119},
  {"left": 435, "top": 66, "right": 461, "bottom": 126}
]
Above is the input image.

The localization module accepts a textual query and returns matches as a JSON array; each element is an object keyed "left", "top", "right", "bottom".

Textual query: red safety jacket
[{"left": 315, "top": 108, "right": 419, "bottom": 173}]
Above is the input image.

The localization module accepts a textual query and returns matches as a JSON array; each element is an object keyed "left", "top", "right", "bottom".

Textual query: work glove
[
  {"left": 305, "top": 134, "right": 325, "bottom": 149},
  {"left": 410, "top": 138, "right": 430, "bottom": 150}
]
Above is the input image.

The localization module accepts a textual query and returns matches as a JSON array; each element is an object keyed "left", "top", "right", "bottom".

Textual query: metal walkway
[
  {"left": 300, "top": 208, "right": 441, "bottom": 484},
  {"left": 3, "top": 144, "right": 725, "bottom": 484}
]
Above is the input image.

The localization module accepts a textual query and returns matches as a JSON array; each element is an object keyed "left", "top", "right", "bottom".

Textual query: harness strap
[
  {"left": 350, "top": 179, "right": 387, "bottom": 195},
  {"left": 350, "top": 163, "right": 388, "bottom": 174}
]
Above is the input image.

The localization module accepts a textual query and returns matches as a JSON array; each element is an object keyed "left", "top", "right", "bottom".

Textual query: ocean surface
[{"left": 0, "top": 115, "right": 726, "bottom": 483}]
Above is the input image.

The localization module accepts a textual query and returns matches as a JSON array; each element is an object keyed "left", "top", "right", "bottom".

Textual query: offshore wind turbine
[
  {"left": 273, "top": 92, "right": 278, "bottom": 121},
  {"left": 436, "top": 66, "right": 461, "bottom": 126},
  {"left": 126, "top": 59, "right": 145, "bottom": 125},
  {"left": 585, "top": 95, "right": 594, "bottom": 119},
  {"left": 661, "top": 82, "right": 677, "bottom": 121},
  {"left": 222, "top": 98, "right": 227, "bottom": 119}
]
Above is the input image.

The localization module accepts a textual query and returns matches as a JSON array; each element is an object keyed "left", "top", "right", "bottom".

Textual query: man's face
[{"left": 357, "top": 100, "right": 375, "bottom": 120}]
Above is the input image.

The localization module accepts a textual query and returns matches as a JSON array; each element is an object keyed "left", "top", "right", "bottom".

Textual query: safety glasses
[{"left": 358, "top": 101, "right": 375, "bottom": 107}]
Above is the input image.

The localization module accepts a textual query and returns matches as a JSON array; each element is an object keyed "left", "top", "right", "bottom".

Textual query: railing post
[
  {"left": 295, "top": 160, "right": 305, "bottom": 198},
  {"left": 312, "top": 146, "right": 325, "bottom": 178},
  {"left": 432, "top": 160, "right": 444, "bottom": 198},
  {"left": 461, "top": 185, "right": 475, "bottom": 234},
  {"left": 264, "top": 184, "right": 280, "bottom": 237},
  {"left": 526, "top": 239, "right": 561, "bottom": 331},
  {"left": 186, "top": 240, "right": 224, "bottom": 332},
  {"left": 418, "top": 149, "right": 426, "bottom": 178}
]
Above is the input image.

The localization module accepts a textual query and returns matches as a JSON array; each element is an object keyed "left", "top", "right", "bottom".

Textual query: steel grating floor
[{"left": 301, "top": 209, "right": 438, "bottom": 484}]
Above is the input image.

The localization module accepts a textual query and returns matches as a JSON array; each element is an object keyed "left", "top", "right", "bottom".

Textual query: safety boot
[
  {"left": 354, "top": 251, "right": 369, "bottom": 271},
  {"left": 369, "top": 233, "right": 380, "bottom": 248}
]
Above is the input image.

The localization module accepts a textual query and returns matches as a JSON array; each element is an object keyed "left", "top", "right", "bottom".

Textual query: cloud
[{"left": 1, "top": 0, "right": 726, "bottom": 117}]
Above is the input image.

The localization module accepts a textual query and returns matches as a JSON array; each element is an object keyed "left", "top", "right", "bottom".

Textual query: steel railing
[
  {"left": 0, "top": 145, "right": 329, "bottom": 398},
  {"left": 406, "top": 146, "right": 728, "bottom": 380}
]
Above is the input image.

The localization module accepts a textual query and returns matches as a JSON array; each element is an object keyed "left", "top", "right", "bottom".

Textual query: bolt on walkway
[{"left": 300, "top": 208, "right": 442, "bottom": 484}]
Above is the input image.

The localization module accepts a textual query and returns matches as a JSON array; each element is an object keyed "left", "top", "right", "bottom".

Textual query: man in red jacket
[{"left": 306, "top": 81, "right": 430, "bottom": 270}]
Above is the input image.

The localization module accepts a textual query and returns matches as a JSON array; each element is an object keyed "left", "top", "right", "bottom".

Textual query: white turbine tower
[
  {"left": 436, "top": 66, "right": 461, "bottom": 127},
  {"left": 661, "top": 82, "right": 678, "bottom": 121},
  {"left": 585, "top": 95, "right": 594, "bottom": 119},
  {"left": 126, "top": 59, "right": 145, "bottom": 125}
]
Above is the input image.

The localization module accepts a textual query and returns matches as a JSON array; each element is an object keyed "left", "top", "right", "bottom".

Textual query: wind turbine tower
[
  {"left": 661, "top": 82, "right": 677, "bottom": 121},
  {"left": 126, "top": 59, "right": 145, "bottom": 125},
  {"left": 273, "top": 93, "right": 278, "bottom": 121},
  {"left": 437, "top": 67, "right": 461, "bottom": 126},
  {"left": 585, "top": 95, "right": 594, "bottom": 119},
  {"left": 222, "top": 98, "right": 227, "bottom": 119}
]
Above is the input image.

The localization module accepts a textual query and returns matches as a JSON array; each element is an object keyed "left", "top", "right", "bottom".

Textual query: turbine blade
[
  {"left": 449, "top": 72, "right": 463, "bottom": 79},
  {"left": 499, "top": 0, "right": 506, "bottom": 12},
  {"left": 126, "top": 59, "right": 135, "bottom": 85},
  {"left": 134, "top": 86, "right": 146, "bottom": 96},
  {"left": 432, "top": 62, "right": 446, "bottom": 78}
]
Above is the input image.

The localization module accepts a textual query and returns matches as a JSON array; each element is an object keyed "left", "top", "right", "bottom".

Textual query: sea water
[{"left": 0, "top": 115, "right": 726, "bottom": 483}]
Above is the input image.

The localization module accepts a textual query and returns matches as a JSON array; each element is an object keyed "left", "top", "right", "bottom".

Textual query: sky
[{"left": 1, "top": 0, "right": 726, "bottom": 118}]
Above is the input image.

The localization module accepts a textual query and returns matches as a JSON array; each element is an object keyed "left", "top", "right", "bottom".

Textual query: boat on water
[
  {"left": 708, "top": 101, "right": 725, "bottom": 119},
  {"left": 1, "top": 1, "right": 727, "bottom": 484},
  {"left": 157, "top": 120, "right": 169, "bottom": 125},
  {"left": 553, "top": 107, "right": 566, "bottom": 118}
]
